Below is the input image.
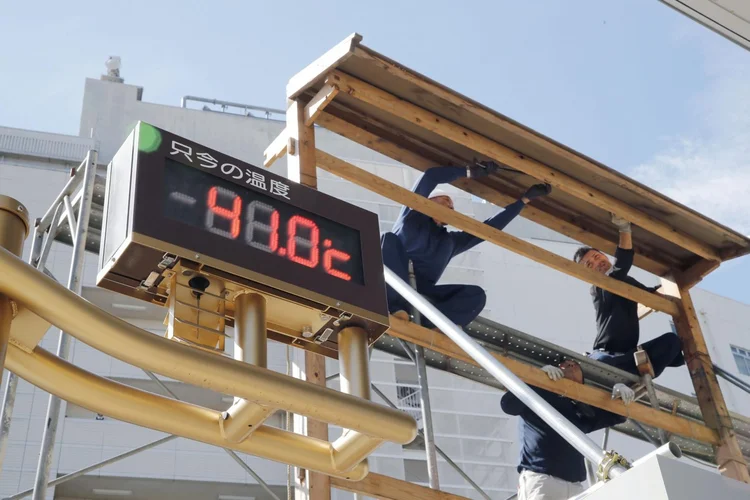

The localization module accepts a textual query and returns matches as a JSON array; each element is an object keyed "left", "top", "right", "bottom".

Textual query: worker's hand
[
  {"left": 523, "top": 183, "right": 552, "bottom": 201},
  {"left": 611, "top": 213, "right": 632, "bottom": 233},
  {"left": 541, "top": 365, "right": 565, "bottom": 381},
  {"left": 467, "top": 160, "right": 499, "bottom": 179},
  {"left": 612, "top": 383, "right": 635, "bottom": 405}
]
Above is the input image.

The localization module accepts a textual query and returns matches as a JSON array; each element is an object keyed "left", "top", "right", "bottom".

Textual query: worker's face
[
  {"left": 578, "top": 250, "right": 612, "bottom": 274},
  {"left": 430, "top": 195, "right": 454, "bottom": 226},
  {"left": 559, "top": 360, "right": 583, "bottom": 384}
]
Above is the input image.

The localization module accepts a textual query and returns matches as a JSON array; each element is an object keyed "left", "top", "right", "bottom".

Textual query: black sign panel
[{"left": 129, "top": 123, "right": 387, "bottom": 318}]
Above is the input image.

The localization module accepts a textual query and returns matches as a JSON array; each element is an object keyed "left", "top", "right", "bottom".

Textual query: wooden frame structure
[{"left": 269, "top": 33, "right": 750, "bottom": 499}]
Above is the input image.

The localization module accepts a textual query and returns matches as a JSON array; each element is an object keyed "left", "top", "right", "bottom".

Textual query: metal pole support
[
  {"left": 384, "top": 266, "right": 630, "bottom": 480},
  {"left": 407, "top": 261, "right": 440, "bottom": 489},
  {"left": 31, "top": 150, "right": 98, "bottom": 500},
  {"left": 0, "top": 195, "right": 30, "bottom": 392},
  {"left": 220, "top": 292, "right": 274, "bottom": 442}
]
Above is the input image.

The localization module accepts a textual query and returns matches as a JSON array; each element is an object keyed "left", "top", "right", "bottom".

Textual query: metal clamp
[{"left": 597, "top": 450, "right": 630, "bottom": 481}]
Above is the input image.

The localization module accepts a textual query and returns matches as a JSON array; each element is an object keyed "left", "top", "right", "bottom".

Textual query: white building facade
[{"left": 0, "top": 72, "right": 749, "bottom": 500}]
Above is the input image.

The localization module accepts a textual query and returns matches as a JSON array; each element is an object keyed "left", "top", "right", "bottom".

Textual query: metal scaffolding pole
[
  {"left": 369, "top": 384, "right": 491, "bottom": 500},
  {"left": 714, "top": 364, "right": 750, "bottom": 396},
  {"left": 326, "top": 371, "right": 491, "bottom": 500},
  {"left": 6, "top": 436, "right": 178, "bottom": 500},
  {"left": 384, "top": 267, "right": 629, "bottom": 480},
  {"left": 0, "top": 222, "right": 43, "bottom": 471},
  {"left": 31, "top": 150, "right": 98, "bottom": 500},
  {"left": 405, "top": 261, "right": 439, "bottom": 489},
  {"left": 143, "top": 368, "right": 282, "bottom": 500}
]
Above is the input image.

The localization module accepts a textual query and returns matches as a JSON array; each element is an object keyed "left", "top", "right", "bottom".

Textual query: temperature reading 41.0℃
[{"left": 162, "top": 159, "right": 365, "bottom": 284}]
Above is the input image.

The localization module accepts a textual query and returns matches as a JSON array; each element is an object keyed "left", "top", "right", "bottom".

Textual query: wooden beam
[
  {"left": 305, "top": 350, "right": 332, "bottom": 500},
  {"left": 332, "top": 472, "right": 470, "bottom": 500},
  {"left": 288, "top": 104, "right": 330, "bottom": 499},
  {"left": 677, "top": 259, "right": 721, "bottom": 290},
  {"left": 387, "top": 316, "right": 719, "bottom": 445},
  {"left": 287, "top": 33, "right": 361, "bottom": 99},
  {"left": 263, "top": 129, "right": 289, "bottom": 168},
  {"left": 304, "top": 83, "right": 340, "bottom": 126},
  {"left": 287, "top": 100, "right": 318, "bottom": 187},
  {"left": 316, "top": 150, "right": 680, "bottom": 316},
  {"left": 316, "top": 111, "right": 671, "bottom": 277},
  {"left": 637, "top": 277, "right": 681, "bottom": 321},
  {"left": 672, "top": 286, "right": 750, "bottom": 482},
  {"left": 352, "top": 47, "right": 750, "bottom": 250},
  {"left": 328, "top": 71, "right": 722, "bottom": 262}
]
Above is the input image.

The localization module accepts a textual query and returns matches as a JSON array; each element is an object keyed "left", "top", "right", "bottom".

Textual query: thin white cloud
[{"left": 631, "top": 44, "right": 750, "bottom": 235}]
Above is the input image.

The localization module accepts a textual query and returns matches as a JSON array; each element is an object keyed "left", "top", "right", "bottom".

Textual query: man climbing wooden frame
[{"left": 270, "top": 34, "right": 750, "bottom": 490}]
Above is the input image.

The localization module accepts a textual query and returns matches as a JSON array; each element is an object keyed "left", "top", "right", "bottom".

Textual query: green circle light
[{"left": 138, "top": 123, "right": 162, "bottom": 153}]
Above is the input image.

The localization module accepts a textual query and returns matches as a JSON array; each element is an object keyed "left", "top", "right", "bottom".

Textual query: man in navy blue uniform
[
  {"left": 381, "top": 164, "right": 551, "bottom": 326},
  {"left": 573, "top": 215, "right": 684, "bottom": 379},
  {"left": 502, "top": 361, "right": 628, "bottom": 499}
]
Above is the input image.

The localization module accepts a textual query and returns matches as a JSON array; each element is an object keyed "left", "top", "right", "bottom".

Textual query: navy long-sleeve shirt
[
  {"left": 392, "top": 166, "right": 525, "bottom": 288},
  {"left": 501, "top": 388, "right": 626, "bottom": 483},
  {"left": 591, "top": 247, "right": 656, "bottom": 353}
]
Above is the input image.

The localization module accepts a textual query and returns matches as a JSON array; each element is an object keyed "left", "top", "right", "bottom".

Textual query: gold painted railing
[{"left": 0, "top": 245, "right": 417, "bottom": 479}]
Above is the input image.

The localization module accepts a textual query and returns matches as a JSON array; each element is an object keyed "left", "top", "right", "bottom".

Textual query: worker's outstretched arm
[
  {"left": 500, "top": 386, "right": 572, "bottom": 418},
  {"left": 450, "top": 184, "right": 551, "bottom": 256},
  {"left": 411, "top": 166, "right": 466, "bottom": 198},
  {"left": 609, "top": 215, "right": 634, "bottom": 279},
  {"left": 579, "top": 408, "right": 627, "bottom": 433}
]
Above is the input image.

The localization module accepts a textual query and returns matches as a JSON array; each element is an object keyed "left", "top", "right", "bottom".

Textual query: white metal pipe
[
  {"left": 31, "top": 150, "right": 98, "bottom": 500},
  {"left": 406, "top": 260, "right": 440, "bottom": 489},
  {"left": 368, "top": 384, "right": 492, "bottom": 500},
  {"left": 384, "top": 267, "right": 629, "bottom": 479},
  {"left": 631, "top": 442, "right": 682, "bottom": 467},
  {"left": 61, "top": 195, "right": 77, "bottom": 242},
  {"left": 37, "top": 158, "right": 87, "bottom": 234}
]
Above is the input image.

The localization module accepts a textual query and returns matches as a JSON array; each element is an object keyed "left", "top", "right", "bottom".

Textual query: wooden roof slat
[
  {"left": 327, "top": 70, "right": 722, "bottom": 263},
  {"left": 287, "top": 34, "right": 750, "bottom": 278},
  {"left": 316, "top": 149, "right": 681, "bottom": 317},
  {"left": 347, "top": 45, "right": 750, "bottom": 252}
]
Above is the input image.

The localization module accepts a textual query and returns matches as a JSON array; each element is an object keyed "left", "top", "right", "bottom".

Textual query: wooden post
[
  {"left": 287, "top": 99, "right": 332, "bottom": 500},
  {"left": 287, "top": 99, "right": 318, "bottom": 187},
  {"left": 673, "top": 285, "right": 750, "bottom": 482}
]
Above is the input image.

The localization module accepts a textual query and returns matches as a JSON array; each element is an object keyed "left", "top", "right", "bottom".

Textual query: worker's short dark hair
[{"left": 573, "top": 246, "right": 597, "bottom": 263}]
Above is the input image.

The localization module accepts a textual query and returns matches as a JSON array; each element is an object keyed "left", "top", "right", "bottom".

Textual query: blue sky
[{"left": 1, "top": 0, "right": 749, "bottom": 303}]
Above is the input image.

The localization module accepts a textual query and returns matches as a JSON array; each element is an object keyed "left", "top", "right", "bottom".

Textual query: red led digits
[
  {"left": 323, "top": 248, "right": 352, "bottom": 281},
  {"left": 206, "top": 186, "right": 241, "bottom": 239},
  {"left": 287, "top": 215, "right": 320, "bottom": 268},
  {"left": 245, "top": 200, "right": 279, "bottom": 252}
]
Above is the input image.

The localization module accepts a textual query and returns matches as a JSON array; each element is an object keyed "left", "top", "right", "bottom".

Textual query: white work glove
[
  {"left": 611, "top": 213, "right": 632, "bottom": 233},
  {"left": 612, "top": 383, "right": 635, "bottom": 405},
  {"left": 541, "top": 365, "right": 564, "bottom": 381}
]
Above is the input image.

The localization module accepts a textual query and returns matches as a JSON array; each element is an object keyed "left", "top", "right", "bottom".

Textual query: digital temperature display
[
  {"left": 163, "top": 159, "right": 364, "bottom": 284},
  {"left": 98, "top": 122, "right": 388, "bottom": 337}
]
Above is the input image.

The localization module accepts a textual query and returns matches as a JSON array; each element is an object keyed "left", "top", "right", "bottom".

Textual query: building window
[{"left": 731, "top": 345, "right": 750, "bottom": 376}]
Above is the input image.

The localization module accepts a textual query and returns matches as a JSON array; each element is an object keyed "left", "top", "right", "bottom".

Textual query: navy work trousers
[
  {"left": 588, "top": 333, "right": 685, "bottom": 378},
  {"left": 381, "top": 233, "right": 486, "bottom": 327}
]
